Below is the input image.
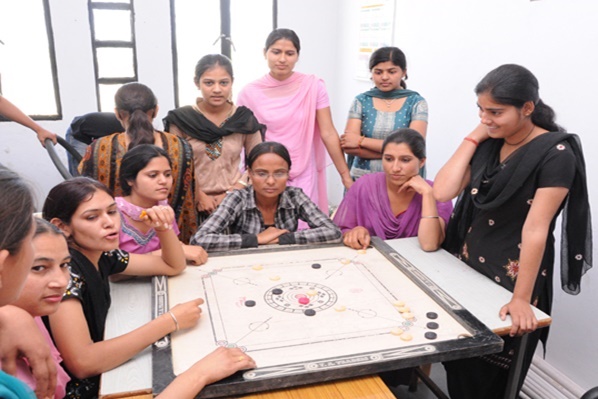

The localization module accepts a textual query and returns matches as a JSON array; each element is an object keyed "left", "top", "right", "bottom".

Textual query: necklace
[
  {"left": 504, "top": 125, "right": 535, "bottom": 146},
  {"left": 382, "top": 98, "right": 397, "bottom": 108}
]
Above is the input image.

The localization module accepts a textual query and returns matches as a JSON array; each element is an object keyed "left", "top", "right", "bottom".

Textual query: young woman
[
  {"left": 334, "top": 128, "right": 452, "bottom": 252},
  {"left": 117, "top": 144, "right": 208, "bottom": 265},
  {"left": 340, "top": 47, "right": 428, "bottom": 179},
  {"left": 42, "top": 177, "right": 199, "bottom": 398},
  {"left": 191, "top": 141, "right": 342, "bottom": 252},
  {"left": 78, "top": 83, "right": 198, "bottom": 242},
  {"left": 163, "top": 54, "right": 264, "bottom": 217},
  {"left": 0, "top": 165, "right": 43, "bottom": 399},
  {"left": 434, "top": 64, "right": 592, "bottom": 399},
  {"left": 237, "top": 28, "right": 353, "bottom": 215},
  {"left": 3, "top": 218, "right": 72, "bottom": 399}
]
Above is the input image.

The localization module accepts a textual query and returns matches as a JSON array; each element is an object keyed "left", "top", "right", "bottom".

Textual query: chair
[
  {"left": 44, "top": 136, "right": 82, "bottom": 180},
  {"left": 582, "top": 387, "right": 598, "bottom": 399},
  {"left": 44, "top": 112, "right": 124, "bottom": 179},
  {"left": 65, "top": 112, "right": 124, "bottom": 176}
]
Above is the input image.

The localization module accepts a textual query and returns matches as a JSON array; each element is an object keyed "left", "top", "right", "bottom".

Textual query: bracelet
[
  {"left": 168, "top": 311, "right": 179, "bottom": 332},
  {"left": 358, "top": 136, "right": 365, "bottom": 148},
  {"left": 463, "top": 137, "right": 479, "bottom": 147},
  {"left": 421, "top": 216, "right": 440, "bottom": 219},
  {"left": 237, "top": 179, "right": 248, "bottom": 187}
]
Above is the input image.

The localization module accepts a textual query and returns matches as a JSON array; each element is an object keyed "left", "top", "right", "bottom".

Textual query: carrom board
[{"left": 152, "top": 238, "right": 502, "bottom": 398}]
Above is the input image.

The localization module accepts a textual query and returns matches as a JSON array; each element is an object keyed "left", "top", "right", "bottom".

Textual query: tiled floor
[{"left": 386, "top": 364, "right": 449, "bottom": 399}]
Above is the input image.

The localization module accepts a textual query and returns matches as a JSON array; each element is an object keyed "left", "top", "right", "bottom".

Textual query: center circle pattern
[{"left": 263, "top": 282, "right": 337, "bottom": 314}]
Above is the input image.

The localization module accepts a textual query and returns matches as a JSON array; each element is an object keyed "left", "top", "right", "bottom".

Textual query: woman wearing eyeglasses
[{"left": 190, "top": 142, "right": 341, "bottom": 252}]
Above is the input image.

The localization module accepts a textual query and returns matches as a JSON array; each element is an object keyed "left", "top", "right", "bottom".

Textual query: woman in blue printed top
[{"left": 340, "top": 46, "right": 428, "bottom": 179}]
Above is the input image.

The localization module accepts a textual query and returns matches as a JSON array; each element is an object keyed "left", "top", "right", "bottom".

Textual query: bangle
[
  {"left": 168, "top": 311, "right": 179, "bottom": 332},
  {"left": 463, "top": 137, "right": 479, "bottom": 147},
  {"left": 421, "top": 216, "right": 440, "bottom": 219},
  {"left": 358, "top": 136, "right": 365, "bottom": 148},
  {"left": 237, "top": 179, "right": 248, "bottom": 187}
]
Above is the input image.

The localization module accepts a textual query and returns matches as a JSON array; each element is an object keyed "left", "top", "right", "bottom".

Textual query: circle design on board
[{"left": 264, "top": 282, "right": 337, "bottom": 314}]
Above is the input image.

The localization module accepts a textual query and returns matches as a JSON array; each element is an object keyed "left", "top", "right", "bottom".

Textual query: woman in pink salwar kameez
[{"left": 237, "top": 29, "right": 352, "bottom": 216}]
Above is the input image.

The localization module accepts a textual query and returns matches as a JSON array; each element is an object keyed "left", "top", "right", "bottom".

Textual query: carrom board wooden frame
[{"left": 151, "top": 237, "right": 503, "bottom": 398}]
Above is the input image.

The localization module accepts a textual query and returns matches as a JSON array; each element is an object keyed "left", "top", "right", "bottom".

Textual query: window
[
  {"left": 88, "top": 0, "right": 137, "bottom": 111},
  {"left": 0, "top": 0, "right": 61, "bottom": 120},
  {"left": 171, "top": 0, "right": 276, "bottom": 107}
]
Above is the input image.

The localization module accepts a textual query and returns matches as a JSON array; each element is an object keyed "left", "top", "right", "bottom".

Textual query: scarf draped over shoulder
[
  {"left": 362, "top": 87, "right": 420, "bottom": 99},
  {"left": 163, "top": 105, "right": 265, "bottom": 144},
  {"left": 237, "top": 72, "right": 328, "bottom": 184},
  {"left": 444, "top": 132, "right": 592, "bottom": 294}
]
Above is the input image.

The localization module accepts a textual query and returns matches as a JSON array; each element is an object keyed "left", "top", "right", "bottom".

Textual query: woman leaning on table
[
  {"left": 334, "top": 128, "right": 452, "bottom": 252},
  {"left": 434, "top": 64, "right": 592, "bottom": 399},
  {"left": 42, "top": 177, "right": 254, "bottom": 399},
  {"left": 340, "top": 46, "right": 428, "bottom": 180},
  {"left": 191, "top": 141, "right": 341, "bottom": 252}
]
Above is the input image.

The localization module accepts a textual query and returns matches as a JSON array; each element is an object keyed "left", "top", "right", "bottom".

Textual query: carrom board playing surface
[{"left": 152, "top": 238, "right": 502, "bottom": 398}]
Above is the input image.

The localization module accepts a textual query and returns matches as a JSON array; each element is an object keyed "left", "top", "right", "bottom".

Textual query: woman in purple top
[{"left": 333, "top": 128, "right": 453, "bottom": 251}]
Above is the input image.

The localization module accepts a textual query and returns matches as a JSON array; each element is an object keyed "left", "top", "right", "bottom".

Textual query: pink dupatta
[{"left": 237, "top": 72, "right": 329, "bottom": 212}]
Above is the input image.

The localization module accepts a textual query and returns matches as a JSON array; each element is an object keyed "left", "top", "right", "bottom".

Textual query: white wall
[
  {"left": 328, "top": 0, "right": 598, "bottom": 391},
  {"left": 1, "top": 0, "right": 596, "bottom": 391},
  {"left": 0, "top": 0, "right": 177, "bottom": 208}
]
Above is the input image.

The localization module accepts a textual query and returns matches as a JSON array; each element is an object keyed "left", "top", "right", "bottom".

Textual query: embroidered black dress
[{"left": 442, "top": 133, "right": 591, "bottom": 399}]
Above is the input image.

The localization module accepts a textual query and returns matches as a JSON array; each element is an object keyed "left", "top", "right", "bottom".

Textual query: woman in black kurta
[
  {"left": 42, "top": 177, "right": 256, "bottom": 399},
  {"left": 434, "top": 64, "right": 592, "bottom": 399},
  {"left": 42, "top": 177, "right": 194, "bottom": 398}
]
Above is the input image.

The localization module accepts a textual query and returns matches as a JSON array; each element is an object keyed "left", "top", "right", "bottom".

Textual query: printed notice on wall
[{"left": 356, "top": 0, "right": 396, "bottom": 81}]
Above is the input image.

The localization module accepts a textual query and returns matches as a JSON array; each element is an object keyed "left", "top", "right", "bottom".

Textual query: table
[
  {"left": 99, "top": 375, "right": 395, "bottom": 399},
  {"left": 100, "top": 237, "right": 550, "bottom": 398}
]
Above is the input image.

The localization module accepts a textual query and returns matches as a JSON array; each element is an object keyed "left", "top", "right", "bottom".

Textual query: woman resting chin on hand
[{"left": 334, "top": 128, "right": 452, "bottom": 252}]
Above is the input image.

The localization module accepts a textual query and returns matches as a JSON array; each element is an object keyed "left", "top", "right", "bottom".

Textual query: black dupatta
[
  {"left": 163, "top": 105, "right": 265, "bottom": 144},
  {"left": 444, "top": 132, "right": 592, "bottom": 295}
]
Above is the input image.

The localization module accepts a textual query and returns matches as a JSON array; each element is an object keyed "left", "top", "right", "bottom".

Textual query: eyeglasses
[{"left": 250, "top": 170, "right": 289, "bottom": 180}]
